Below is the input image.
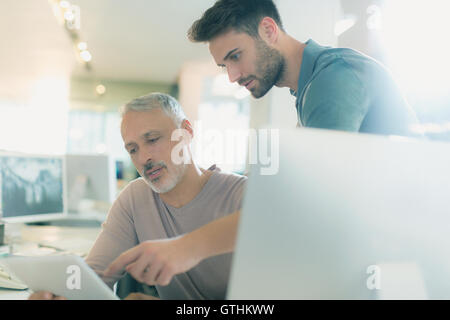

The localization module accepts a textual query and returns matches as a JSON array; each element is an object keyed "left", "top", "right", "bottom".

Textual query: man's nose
[
  {"left": 227, "top": 65, "right": 242, "bottom": 83},
  {"left": 138, "top": 148, "right": 152, "bottom": 169}
]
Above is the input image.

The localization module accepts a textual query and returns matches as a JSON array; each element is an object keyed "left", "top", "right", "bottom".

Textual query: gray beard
[{"left": 144, "top": 163, "right": 187, "bottom": 194}]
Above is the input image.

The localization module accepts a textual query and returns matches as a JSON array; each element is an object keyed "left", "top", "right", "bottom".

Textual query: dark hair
[{"left": 188, "top": 0, "right": 284, "bottom": 42}]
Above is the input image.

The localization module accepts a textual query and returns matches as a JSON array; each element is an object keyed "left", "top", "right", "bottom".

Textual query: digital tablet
[{"left": 0, "top": 255, "right": 119, "bottom": 300}]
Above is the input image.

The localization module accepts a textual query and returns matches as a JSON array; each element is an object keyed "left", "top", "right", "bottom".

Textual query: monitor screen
[
  {"left": 0, "top": 152, "right": 66, "bottom": 223},
  {"left": 115, "top": 160, "right": 124, "bottom": 180},
  {"left": 65, "top": 154, "right": 117, "bottom": 213}
]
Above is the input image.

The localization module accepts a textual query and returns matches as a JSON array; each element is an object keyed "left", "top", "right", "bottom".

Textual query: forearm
[{"left": 182, "top": 210, "right": 241, "bottom": 261}]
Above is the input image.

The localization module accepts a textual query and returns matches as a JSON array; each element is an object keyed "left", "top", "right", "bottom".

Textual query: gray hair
[{"left": 120, "top": 92, "right": 187, "bottom": 127}]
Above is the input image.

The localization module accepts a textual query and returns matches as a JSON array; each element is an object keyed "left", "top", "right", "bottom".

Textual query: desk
[{"left": 0, "top": 222, "right": 102, "bottom": 300}]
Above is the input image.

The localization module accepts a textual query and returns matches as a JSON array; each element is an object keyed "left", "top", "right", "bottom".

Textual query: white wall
[
  {"left": 0, "top": 77, "right": 69, "bottom": 155},
  {"left": 178, "top": 60, "right": 222, "bottom": 122}
]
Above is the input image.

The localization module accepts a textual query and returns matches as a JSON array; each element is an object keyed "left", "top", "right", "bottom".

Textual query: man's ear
[
  {"left": 258, "top": 17, "right": 279, "bottom": 45},
  {"left": 181, "top": 119, "right": 194, "bottom": 139}
]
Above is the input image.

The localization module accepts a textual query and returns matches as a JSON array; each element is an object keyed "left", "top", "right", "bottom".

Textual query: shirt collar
[{"left": 290, "top": 39, "right": 323, "bottom": 98}]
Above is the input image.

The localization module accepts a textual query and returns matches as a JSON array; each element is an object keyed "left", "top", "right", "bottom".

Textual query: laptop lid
[{"left": 228, "top": 128, "right": 450, "bottom": 299}]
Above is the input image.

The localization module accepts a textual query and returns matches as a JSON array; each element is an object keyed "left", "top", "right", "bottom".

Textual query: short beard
[
  {"left": 251, "top": 39, "right": 286, "bottom": 98},
  {"left": 142, "top": 161, "right": 187, "bottom": 194}
]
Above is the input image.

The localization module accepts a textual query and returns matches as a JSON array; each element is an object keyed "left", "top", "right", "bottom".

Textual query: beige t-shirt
[{"left": 85, "top": 166, "right": 247, "bottom": 299}]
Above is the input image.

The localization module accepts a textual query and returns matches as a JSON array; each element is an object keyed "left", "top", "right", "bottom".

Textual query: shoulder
[
  {"left": 112, "top": 177, "right": 153, "bottom": 211},
  {"left": 106, "top": 177, "right": 158, "bottom": 227},
  {"left": 206, "top": 167, "right": 247, "bottom": 202},
  {"left": 211, "top": 168, "right": 247, "bottom": 190},
  {"left": 314, "top": 57, "right": 363, "bottom": 88},
  {"left": 313, "top": 46, "right": 381, "bottom": 83},
  {"left": 306, "top": 49, "right": 372, "bottom": 103},
  {"left": 202, "top": 168, "right": 247, "bottom": 212},
  {"left": 302, "top": 55, "right": 372, "bottom": 131},
  {"left": 116, "top": 177, "right": 148, "bottom": 198}
]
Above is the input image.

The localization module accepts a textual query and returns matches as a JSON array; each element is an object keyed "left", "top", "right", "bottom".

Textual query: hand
[
  {"left": 104, "top": 237, "right": 201, "bottom": 286},
  {"left": 124, "top": 292, "right": 160, "bottom": 300},
  {"left": 28, "top": 291, "right": 67, "bottom": 300}
]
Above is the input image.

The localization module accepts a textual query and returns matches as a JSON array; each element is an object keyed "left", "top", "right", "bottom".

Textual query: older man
[{"left": 31, "top": 93, "right": 246, "bottom": 300}]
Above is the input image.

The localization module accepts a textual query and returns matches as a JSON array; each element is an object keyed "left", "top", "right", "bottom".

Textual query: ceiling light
[
  {"left": 96, "top": 84, "right": 106, "bottom": 95},
  {"left": 77, "top": 42, "right": 87, "bottom": 51},
  {"left": 64, "top": 10, "right": 75, "bottom": 22},
  {"left": 59, "top": 1, "right": 70, "bottom": 9},
  {"left": 50, "top": 1, "right": 89, "bottom": 69},
  {"left": 80, "top": 50, "right": 92, "bottom": 62}
]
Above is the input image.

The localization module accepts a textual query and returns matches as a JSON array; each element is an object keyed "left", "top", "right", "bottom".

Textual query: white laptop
[{"left": 227, "top": 128, "right": 450, "bottom": 299}]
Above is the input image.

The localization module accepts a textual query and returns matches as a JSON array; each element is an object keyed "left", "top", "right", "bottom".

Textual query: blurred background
[{"left": 1, "top": 0, "right": 449, "bottom": 187}]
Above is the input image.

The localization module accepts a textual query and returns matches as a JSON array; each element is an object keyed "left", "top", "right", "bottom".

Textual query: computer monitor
[
  {"left": 115, "top": 160, "right": 124, "bottom": 180},
  {"left": 0, "top": 151, "right": 67, "bottom": 223},
  {"left": 227, "top": 128, "right": 450, "bottom": 299},
  {"left": 65, "top": 154, "right": 117, "bottom": 213}
]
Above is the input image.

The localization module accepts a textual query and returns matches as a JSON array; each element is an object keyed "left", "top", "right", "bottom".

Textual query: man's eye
[
  {"left": 129, "top": 149, "right": 136, "bottom": 155},
  {"left": 230, "top": 53, "right": 241, "bottom": 61},
  {"left": 148, "top": 137, "right": 160, "bottom": 144}
]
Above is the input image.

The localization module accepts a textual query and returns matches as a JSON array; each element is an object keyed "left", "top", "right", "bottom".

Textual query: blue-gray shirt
[{"left": 291, "top": 39, "right": 420, "bottom": 137}]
